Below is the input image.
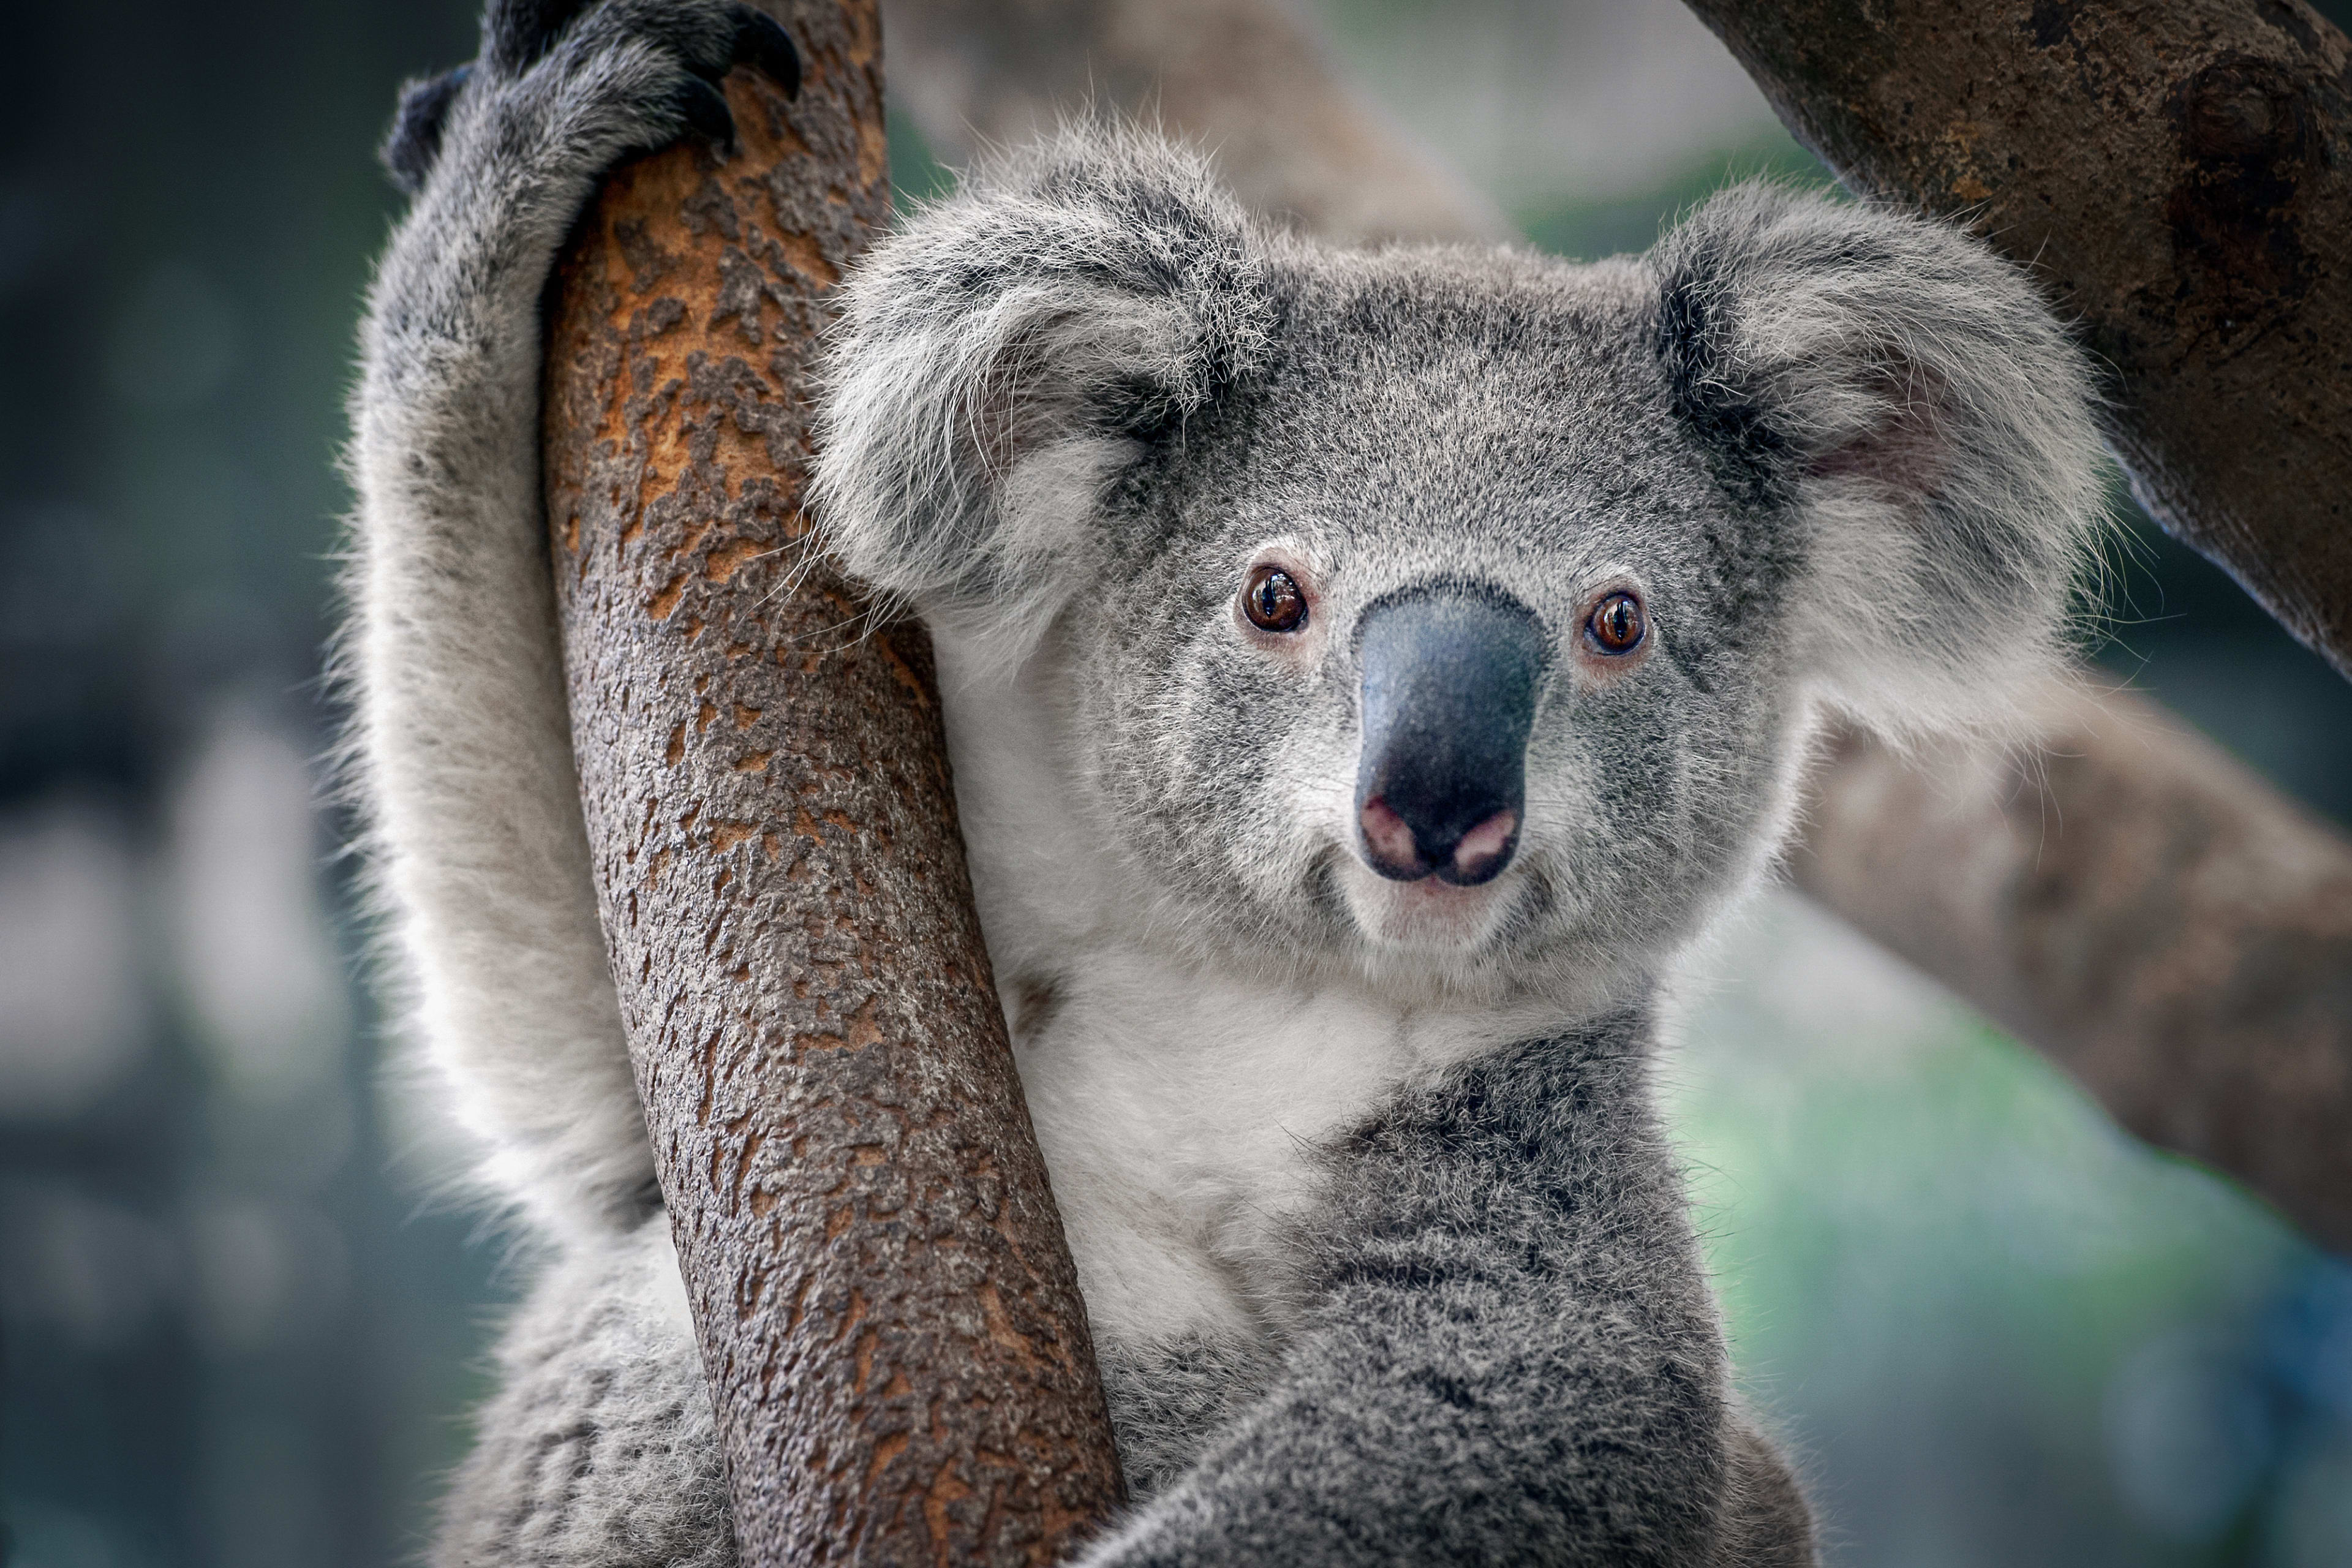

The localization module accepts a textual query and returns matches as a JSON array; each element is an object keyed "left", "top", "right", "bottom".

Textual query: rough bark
[
  {"left": 1792, "top": 685, "right": 2352, "bottom": 1251},
  {"left": 1678, "top": 0, "right": 2352, "bottom": 682},
  {"left": 539, "top": 3, "right": 1126, "bottom": 1562},
  {"left": 884, "top": 0, "right": 2352, "bottom": 1253}
]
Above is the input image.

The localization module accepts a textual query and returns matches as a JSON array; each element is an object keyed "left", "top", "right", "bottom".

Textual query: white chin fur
[{"left": 1334, "top": 854, "right": 1521, "bottom": 958}]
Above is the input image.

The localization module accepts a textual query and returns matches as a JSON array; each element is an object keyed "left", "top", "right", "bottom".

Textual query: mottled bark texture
[
  {"left": 1792, "top": 687, "right": 2352, "bottom": 1251},
  {"left": 884, "top": 0, "right": 2352, "bottom": 1253},
  {"left": 1679, "top": 0, "right": 2352, "bottom": 682},
  {"left": 539, "top": 2, "right": 1126, "bottom": 1561}
]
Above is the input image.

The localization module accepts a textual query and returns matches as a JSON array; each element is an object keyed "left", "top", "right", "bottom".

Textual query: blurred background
[{"left": 3, "top": 1, "right": 2350, "bottom": 1564}]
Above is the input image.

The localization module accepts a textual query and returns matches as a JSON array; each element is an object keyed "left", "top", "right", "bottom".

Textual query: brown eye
[
  {"left": 1588, "top": 591, "right": 1645, "bottom": 654},
  {"left": 1243, "top": 565, "right": 1308, "bottom": 633}
]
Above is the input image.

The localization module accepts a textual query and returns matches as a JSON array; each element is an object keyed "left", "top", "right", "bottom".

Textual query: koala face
[
  {"left": 1058, "top": 251, "right": 1798, "bottom": 987},
  {"left": 816, "top": 129, "right": 2105, "bottom": 996}
]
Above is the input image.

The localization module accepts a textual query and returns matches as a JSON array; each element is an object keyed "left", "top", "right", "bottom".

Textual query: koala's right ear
[
  {"left": 1651, "top": 185, "right": 2111, "bottom": 740},
  {"left": 814, "top": 129, "right": 1273, "bottom": 640}
]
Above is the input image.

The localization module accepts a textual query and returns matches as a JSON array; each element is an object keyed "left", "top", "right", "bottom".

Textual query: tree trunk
[
  {"left": 884, "top": 0, "right": 2352, "bottom": 1253},
  {"left": 538, "top": 3, "right": 1126, "bottom": 1561},
  {"left": 1678, "top": 0, "right": 2352, "bottom": 683}
]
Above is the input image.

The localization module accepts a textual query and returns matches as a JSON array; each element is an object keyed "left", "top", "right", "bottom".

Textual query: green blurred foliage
[{"left": 1517, "top": 126, "right": 1836, "bottom": 260}]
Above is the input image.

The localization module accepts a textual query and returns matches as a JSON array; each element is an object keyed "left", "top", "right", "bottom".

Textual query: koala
[{"left": 349, "top": 2, "right": 2108, "bottom": 1564}]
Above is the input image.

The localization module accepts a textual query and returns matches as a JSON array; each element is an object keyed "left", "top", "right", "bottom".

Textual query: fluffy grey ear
[
  {"left": 1653, "top": 185, "right": 2109, "bottom": 738},
  {"left": 814, "top": 127, "right": 1273, "bottom": 643}
]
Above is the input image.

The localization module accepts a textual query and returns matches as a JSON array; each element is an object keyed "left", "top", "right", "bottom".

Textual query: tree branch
[
  {"left": 540, "top": 2, "right": 1125, "bottom": 1559},
  {"left": 885, "top": 0, "right": 1509, "bottom": 246},
  {"left": 1679, "top": 0, "right": 2352, "bottom": 682},
  {"left": 886, "top": 0, "right": 2352, "bottom": 1253},
  {"left": 1792, "top": 685, "right": 2352, "bottom": 1249}
]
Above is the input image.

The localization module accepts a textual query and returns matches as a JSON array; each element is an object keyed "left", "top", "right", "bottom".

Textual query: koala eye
[
  {"left": 1588, "top": 591, "right": 1645, "bottom": 654},
  {"left": 1243, "top": 565, "right": 1308, "bottom": 633}
]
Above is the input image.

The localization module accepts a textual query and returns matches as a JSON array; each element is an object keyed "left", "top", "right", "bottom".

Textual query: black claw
[
  {"left": 382, "top": 64, "right": 471, "bottom": 196},
  {"left": 733, "top": 7, "right": 802, "bottom": 100},
  {"left": 484, "top": 0, "right": 584, "bottom": 75},
  {"left": 677, "top": 75, "right": 737, "bottom": 148}
]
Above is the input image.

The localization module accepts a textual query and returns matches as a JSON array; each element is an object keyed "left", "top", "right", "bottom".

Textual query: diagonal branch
[{"left": 1794, "top": 686, "right": 2352, "bottom": 1247}]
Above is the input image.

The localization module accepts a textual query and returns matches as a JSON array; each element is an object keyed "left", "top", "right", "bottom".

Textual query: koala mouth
[{"left": 1353, "top": 587, "right": 1542, "bottom": 888}]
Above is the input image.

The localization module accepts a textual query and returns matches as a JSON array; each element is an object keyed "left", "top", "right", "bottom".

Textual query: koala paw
[{"left": 380, "top": 0, "right": 800, "bottom": 197}]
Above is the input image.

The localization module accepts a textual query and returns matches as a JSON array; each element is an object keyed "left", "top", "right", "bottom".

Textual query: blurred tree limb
[
  {"left": 886, "top": 0, "right": 1507, "bottom": 246},
  {"left": 1795, "top": 687, "right": 2352, "bottom": 1248},
  {"left": 884, "top": 0, "right": 2352, "bottom": 1252},
  {"left": 541, "top": 2, "right": 1124, "bottom": 1561}
]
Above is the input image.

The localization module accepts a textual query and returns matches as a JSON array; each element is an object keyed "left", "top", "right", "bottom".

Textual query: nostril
[
  {"left": 1441, "top": 809, "right": 1518, "bottom": 887},
  {"left": 1359, "top": 798, "right": 1519, "bottom": 886},
  {"left": 1359, "top": 796, "right": 1430, "bottom": 881}
]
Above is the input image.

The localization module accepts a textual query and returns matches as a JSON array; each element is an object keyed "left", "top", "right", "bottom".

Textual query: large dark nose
[{"left": 1354, "top": 588, "right": 1545, "bottom": 886}]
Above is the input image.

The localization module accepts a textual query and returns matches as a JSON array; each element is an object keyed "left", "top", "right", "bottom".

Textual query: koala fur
[{"left": 348, "top": 4, "right": 2108, "bottom": 1564}]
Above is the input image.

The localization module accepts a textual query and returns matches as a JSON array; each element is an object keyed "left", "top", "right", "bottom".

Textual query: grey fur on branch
[{"left": 347, "top": 2, "right": 2107, "bottom": 1562}]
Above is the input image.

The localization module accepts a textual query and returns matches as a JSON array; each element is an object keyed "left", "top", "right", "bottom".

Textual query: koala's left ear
[
  {"left": 814, "top": 127, "right": 1273, "bottom": 644},
  {"left": 1653, "top": 186, "right": 2109, "bottom": 737}
]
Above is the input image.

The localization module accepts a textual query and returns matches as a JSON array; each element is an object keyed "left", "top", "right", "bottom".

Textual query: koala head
[{"left": 815, "top": 129, "right": 2106, "bottom": 998}]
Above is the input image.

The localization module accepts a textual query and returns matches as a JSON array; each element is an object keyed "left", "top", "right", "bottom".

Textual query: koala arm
[
  {"left": 346, "top": 0, "right": 796, "bottom": 1238},
  {"left": 1077, "top": 1012, "right": 1807, "bottom": 1568},
  {"left": 432, "top": 1216, "right": 736, "bottom": 1568}
]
